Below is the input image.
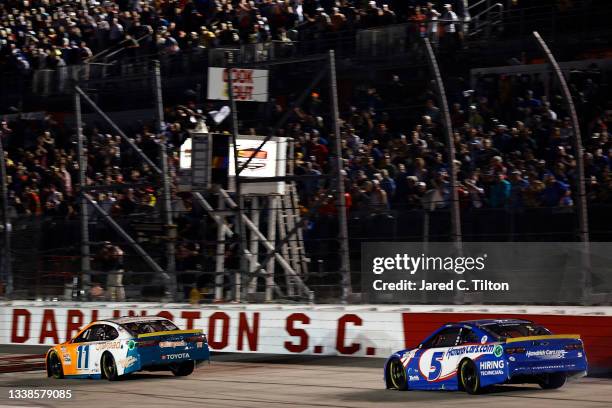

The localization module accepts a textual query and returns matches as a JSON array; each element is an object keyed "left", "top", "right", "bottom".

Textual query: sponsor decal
[
  {"left": 62, "top": 354, "right": 71, "bottom": 365},
  {"left": 526, "top": 349, "right": 567, "bottom": 360},
  {"left": 401, "top": 350, "right": 417, "bottom": 368},
  {"left": 159, "top": 340, "right": 186, "bottom": 348},
  {"left": 119, "top": 356, "right": 137, "bottom": 368},
  {"left": 128, "top": 340, "right": 136, "bottom": 350},
  {"left": 508, "top": 356, "right": 516, "bottom": 362},
  {"left": 408, "top": 375, "right": 420, "bottom": 382},
  {"left": 95, "top": 341, "right": 121, "bottom": 351},
  {"left": 480, "top": 361, "right": 505, "bottom": 376},
  {"left": 493, "top": 344, "right": 503, "bottom": 358},
  {"left": 444, "top": 344, "right": 494, "bottom": 358},
  {"left": 481, "top": 335, "right": 488, "bottom": 344},
  {"left": 161, "top": 353, "right": 190, "bottom": 360}
]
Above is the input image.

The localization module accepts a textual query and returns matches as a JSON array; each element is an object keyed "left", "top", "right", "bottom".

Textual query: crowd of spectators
[
  {"left": 1, "top": 0, "right": 472, "bottom": 74},
  {"left": 0, "top": 113, "right": 166, "bottom": 220},
  {"left": 291, "top": 70, "right": 612, "bottom": 214},
  {"left": 1, "top": 68, "right": 611, "bottom": 227}
]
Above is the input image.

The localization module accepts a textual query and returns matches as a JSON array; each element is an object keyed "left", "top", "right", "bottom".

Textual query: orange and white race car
[{"left": 46, "top": 316, "right": 210, "bottom": 380}]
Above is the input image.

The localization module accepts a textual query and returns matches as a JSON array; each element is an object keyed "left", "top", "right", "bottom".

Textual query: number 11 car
[
  {"left": 385, "top": 319, "right": 587, "bottom": 394},
  {"left": 46, "top": 316, "right": 210, "bottom": 380}
]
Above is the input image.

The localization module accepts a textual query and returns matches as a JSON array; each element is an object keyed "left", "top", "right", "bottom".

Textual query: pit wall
[{"left": 1, "top": 303, "right": 610, "bottom": 373}]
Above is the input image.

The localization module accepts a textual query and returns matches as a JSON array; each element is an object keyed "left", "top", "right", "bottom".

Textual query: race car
[
  {"left": 384, "top": 319, "right": 587, "bottom": 394},
  {"left": 46, "top": 316, "right": 210, "bottom": 380}
]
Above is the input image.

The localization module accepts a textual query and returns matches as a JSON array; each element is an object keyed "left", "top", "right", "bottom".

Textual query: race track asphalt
[{"left": 0, "top": 352, "right": 610, "bottom": 408}]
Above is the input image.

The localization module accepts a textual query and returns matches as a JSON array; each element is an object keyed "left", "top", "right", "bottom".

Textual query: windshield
[
  {"left": 120, "top": 319, "right": 179, "bottom": 335},
  {"left": 481, "top": 322, "right": 551, "bottom": 340}
]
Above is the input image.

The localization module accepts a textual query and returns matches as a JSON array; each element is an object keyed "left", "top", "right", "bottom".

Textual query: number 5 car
[
  {"left": 46, "top": 316, "right": 210, "bottom": 380},
  {"left": 384, "top": 319, "right": 587, "bottom": 393}
]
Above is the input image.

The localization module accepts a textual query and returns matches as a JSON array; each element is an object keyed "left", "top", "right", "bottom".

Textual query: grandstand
[{"left": 0, "top": 0, "right": 611, "bottom": 304}]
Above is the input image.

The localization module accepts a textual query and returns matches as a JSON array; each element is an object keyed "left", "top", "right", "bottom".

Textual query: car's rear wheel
[
  {"left": 170, "top": 361, "right": 195, "bottom": 377},
  {"left": 459, "top": 359, "right": 481, "bottom": 394},
  {"left": 538, "top": 373, "right": 566, "bottom": 389},
  {"left": 386, "top": 358, "right": 408, "bottom": 390},
  {"left": 102, "top": 353, "right": 119, "bottom": 381},
  {"left": 48, "top": 351, "right": 64, "bottom": 379}
]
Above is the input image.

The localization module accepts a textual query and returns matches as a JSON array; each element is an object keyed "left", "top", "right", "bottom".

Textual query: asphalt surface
[{"left": 0, "top": 350, "right": 610, "bottom": 408}]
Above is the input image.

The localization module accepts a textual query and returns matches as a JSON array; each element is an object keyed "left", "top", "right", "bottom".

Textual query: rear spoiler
[
  {"left": 137, "top": 329, "right": 203, "bottom": 339},
  {"left": 505, "top": 334, "right": 581, "bottom": 344}
]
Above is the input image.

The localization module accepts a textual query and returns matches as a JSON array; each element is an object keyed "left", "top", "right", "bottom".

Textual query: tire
[
  {"left": 539, "top": 373, "right": 566, "bottom": 390},
  {"left": 170, "top": 360, "right": 195, "bottom": 377},
  {"left": 459, "top": 359, "right": 481, "bottom": 395},
  {"left": 102, "top": 352, "right": 119, "bottom": 381},
  {"left": 47, "top": 351, "right": 64, "bottom": 379},
  {"left": 386, "top": 358, "right": 408, "bottom": 390}
]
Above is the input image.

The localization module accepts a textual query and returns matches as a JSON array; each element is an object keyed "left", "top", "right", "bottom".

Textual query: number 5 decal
[
  {"left": 428, "top": 351, "right": 444, "bottom": 381},
  {"left": 77, "top": 345, "right": 90, "bottom": 369}
]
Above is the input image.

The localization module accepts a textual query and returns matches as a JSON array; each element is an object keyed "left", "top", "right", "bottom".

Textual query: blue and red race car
[{"left": 384, "top": 319, "right": 587, "bottom": 394}]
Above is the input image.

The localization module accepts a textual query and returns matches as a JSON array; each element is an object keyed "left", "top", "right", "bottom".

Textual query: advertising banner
[
  {"left": 228, "top": 135, "right": 287, "bottom": 194},
  {"left": 207, "top": 68, "right": 269, "bottom": 102}
]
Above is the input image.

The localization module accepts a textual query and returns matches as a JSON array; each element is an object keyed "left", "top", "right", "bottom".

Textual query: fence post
[
  {"left": 0, "top": 136, "right": 12, "bottom": 296},
  {"left": 329, "top": 50, "right": 352, "bottom": 303},
  {"left": 74, "top": 91, "right": 91, "bottom": 293},
  {"left": 533, "top": 31, "right": 591, "bottom": 304},
  {"left": 153, "top": 60, "right": 177, "bottom": 300}
]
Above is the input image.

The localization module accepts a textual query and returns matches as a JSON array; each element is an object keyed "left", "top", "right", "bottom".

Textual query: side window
[
  {"left": 422, "top": 327, "right": 461, "bottom": 348},
  {"left": 88, "top": 325, "right": 106, "bottom": 342},
  {"left": 73, "top": 327, "right": 93, "bottom": 343},
  {"left": 458, "top": 328, "right": 480, "bottom": 345},
  {"left": 105, "top": 326, "right": 119, "bottom": 341}
]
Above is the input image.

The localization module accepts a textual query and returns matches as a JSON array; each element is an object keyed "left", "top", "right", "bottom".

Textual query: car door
[
  {"left": 416, "top": 327, "right": 462, "bottom": 389},
  {"left": 71, "top": 324, "right": 119, "bottom": 375},
  {"left": 69, "top": 325, "right": 98, "bottom": 375}
]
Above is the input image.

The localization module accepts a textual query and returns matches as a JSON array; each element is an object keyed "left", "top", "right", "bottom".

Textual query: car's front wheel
[
  {"left": 170, "top": 361, "right": 195, "bottom": 377},
  {"left": 47, "top": 351, "right": 64, "bottom": 379},
  {"left": 538, "top": 373, "right": 566, "bottom": 389},
  {"left": 459, "top": 359, "right": 481, "bottom": 394},
  {"left": 102, "top": 352, "right": 119, "bottom": 381},
  {"left": 386, "top": 358, "right": 408, "bottom": 390}
]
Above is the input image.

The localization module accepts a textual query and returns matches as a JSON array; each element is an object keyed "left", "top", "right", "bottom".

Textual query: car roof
[
  {"left": 98, "top": 316, "right": 170, "bottom": 325},
  {"left": 457, "top": 318, "right": 533, "bottom": 326}
]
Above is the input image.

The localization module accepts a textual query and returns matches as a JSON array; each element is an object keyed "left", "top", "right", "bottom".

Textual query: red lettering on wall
[
  {"left": 208, "top": 312, "right": 230, "bottom": 349},
  {"left": 112, "top": 310, "right": 121, "bottom": 318},
  {"left": 237, "top": 312, "right": 259, "bottom": 351},
  {"left": 181, "top": 311, "right": 201, "bottom": 330},
  {"left": 284, "top": 313, "right": 310, "bottom": 353},
  {"left": 127, "top": 310, "right": 147, "bottom": 317},
  {"left": 11, "top": 309, "right": 31, "bottom": 343},
  {"left": 90, "top": 309, "right": 98, "bottom": 322},
  {"left": 39, "top": 309, "right": 59, "bottom": 344},
  {"left": 336, "top": 314, "right": 362, "bottom": 355},
  {"left": 65, "top": 310, "right": 84, "bottom": 341},
  {"left": 156, "top": 311, "right": 174, "bottom": 320}
]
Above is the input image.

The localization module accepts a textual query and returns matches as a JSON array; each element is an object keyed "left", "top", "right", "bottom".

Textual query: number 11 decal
[{"left": 77, "top": 345, "right": 90, "bottom": 369}]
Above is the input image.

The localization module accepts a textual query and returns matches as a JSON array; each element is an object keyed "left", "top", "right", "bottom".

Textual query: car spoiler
[
  {"left": 137, "top": 329, "right": 203, "bottom": 338},
  {"left": 505, "top": 334, "right": 581, "bottom": 344}
]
